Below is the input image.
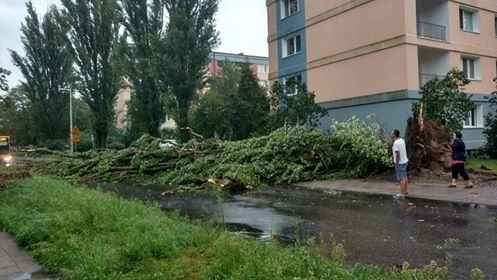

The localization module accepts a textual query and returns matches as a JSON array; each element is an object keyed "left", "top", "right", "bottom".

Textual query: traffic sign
[{"left": 72, "top": 126, "right": 81, "bottom": 143}]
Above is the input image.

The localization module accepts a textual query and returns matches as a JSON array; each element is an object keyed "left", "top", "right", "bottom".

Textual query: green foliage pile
[
  {"left": 37, "top": 119, "right": 392, "bottom": 188},
  {"left": 330, "top": 116, "right": 392, "bottom": 177},
  {"left": 0, "top": 176, "right": 453, "bottom": 279}
]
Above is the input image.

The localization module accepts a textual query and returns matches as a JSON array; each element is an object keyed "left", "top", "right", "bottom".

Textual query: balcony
[
  {"left": 418, "top": 47, "right": 449, "bottom": 88},
  {"left": 419, "top": 73, "right": 445, "bottom": 88},
  {"left": 416, "top": 0, "right": 449, "bottom": 41},
  {"left": 417, "top": 21, "right": 447, "bottom": 41}
]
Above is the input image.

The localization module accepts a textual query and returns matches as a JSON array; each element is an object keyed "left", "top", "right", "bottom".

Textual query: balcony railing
[
  {"left": 417, "top": 21, "right": 447, "bottom": 41},
  {"left": 419, "top": 73, "right": 445, "bottom": 88}
]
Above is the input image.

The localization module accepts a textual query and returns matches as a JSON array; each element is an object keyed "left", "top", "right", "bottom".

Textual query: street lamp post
[{"left": 58, "top": 86, "right": 73, "bottom": 154}]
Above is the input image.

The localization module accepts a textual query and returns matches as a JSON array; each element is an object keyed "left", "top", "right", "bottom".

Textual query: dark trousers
[{"left": 452, "top": 163, "right": 469, "bottom": 180}]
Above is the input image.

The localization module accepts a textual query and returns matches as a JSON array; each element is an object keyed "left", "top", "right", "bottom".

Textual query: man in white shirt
[{"left": 391, "top": 129, "right": 409, "bottom": 199}]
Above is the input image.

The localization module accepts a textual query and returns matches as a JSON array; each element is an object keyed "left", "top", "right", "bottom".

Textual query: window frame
[
  {"left": 463, "top": 105, "right": 484, "bottom": 128},
  {"left": 494, "top": 16, "right": 497, "bottom": 37},
  {"left": 282, "top": 34, "right": 302, "bottom": 58},
  {"left": 282, "top": 74, "right": 302, "bottom": 96},
  {"left": 281, "top": 0, "right": 299, "bottom": 19},
  {"left": 461, "top": 56, "right": 480, "bottom": 80},
  {"left": 459, "top": 7, "right": 479, "bottom": 33},
  {"left": 257, "top": 64, "right": 268, "bottom": 73}
]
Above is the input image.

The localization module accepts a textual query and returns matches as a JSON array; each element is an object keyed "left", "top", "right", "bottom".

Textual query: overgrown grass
[
  {"left": 0, "top": 177, "right": 451, "bottom": 279},
  {"left": 467, "top": 158, "right": 497, "bottom": 173}
]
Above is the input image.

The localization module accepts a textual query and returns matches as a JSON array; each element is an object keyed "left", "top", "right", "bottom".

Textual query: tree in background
[
  {"left": 191, "top": 61, "right": 239, "bottom": 139},
  {"left": 163, "top": 0, "right": 219, "bottom": 143},
  {"left": 0, "top": 67, "right": 11, "bottom": 92},
  {"left": 228, "top": 63, "right": 269, "bottom": 140},
  {"left": 119, "top": 0, "right": 168, "bottom": 138},
  {"left": 413, "top": 68, "right": 474, "bottom": 134},
  {"left": 265, "top": 79, "right": 328, "bottom": 132},
  {"left": 192, "top": 61, "right": 269, "bottom": 140},
  {"left": 10, "top": 2, "right": 74, "bottom": 143},
  {"left": 0, "top": 86, "right": 37, "bottom": 146},
  {"left": 484, "top": 78, "right": 497, "bottom": 158},
  {"left": 191, "top": 89, "right": 230, "bottom": 138},
  {"left": 62, "top": 0, "right": 122, "bottom": 149}
]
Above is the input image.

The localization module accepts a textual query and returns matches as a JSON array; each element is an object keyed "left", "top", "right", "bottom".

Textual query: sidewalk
[
  {"left": 0, "top": 232, "right": 49, "bottom": 280},
  {"left": 297, "top": 179, "right": 497, "bottom": 206}
]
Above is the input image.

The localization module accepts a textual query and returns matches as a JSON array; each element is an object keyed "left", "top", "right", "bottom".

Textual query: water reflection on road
[{"left": 94, "top": 183, "right": 497, "bottom": 279}]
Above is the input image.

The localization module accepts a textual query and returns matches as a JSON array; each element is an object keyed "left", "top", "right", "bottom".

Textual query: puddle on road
[{"left": 93, "top": 183, "right": 497, "bottom": 279}]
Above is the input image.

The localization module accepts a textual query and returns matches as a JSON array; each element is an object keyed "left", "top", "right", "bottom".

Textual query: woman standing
[{"left": 448, "top": 131, "right": 473, "bottom": 188}]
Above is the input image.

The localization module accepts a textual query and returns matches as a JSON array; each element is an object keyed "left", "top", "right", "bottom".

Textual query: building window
[
  {"left": 257, "top": 64, "right": 268, "bottom": 73},
  {"left": 495, "top": 16, "right": 497, "bottom": 36},
  {"left": 282, "top": 34, "right": 301, "bottom": 57},
  {"left": 282, "top": 0, "right": 299, "bottom": 18},
  {"left": 258, "top": 80, "right": 268, "bottom": 88},
  {"left": 459, "top": 7, "right": 479, "bottom": 32},
  {"left": 464, "top": 105, "right": 483, "bottom": 128},
  {"left": 282, "top": 74, "right": 302, "bottom": 96},
  {"left": 461, "top": 57, "right": 480, "bottom": 80}
]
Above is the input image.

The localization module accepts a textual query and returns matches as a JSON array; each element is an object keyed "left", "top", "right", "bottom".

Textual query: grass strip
[{"left": 0, "top": 177, "right": 450, "bottom": 279}]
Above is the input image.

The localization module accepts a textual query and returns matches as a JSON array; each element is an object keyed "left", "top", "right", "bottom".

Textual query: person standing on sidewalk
[
  {"left": 448, "top": 131, "right": 473, "bottom": 189},
  {"left": 391, "top": 129, "right": 409, "bottom": 199}
]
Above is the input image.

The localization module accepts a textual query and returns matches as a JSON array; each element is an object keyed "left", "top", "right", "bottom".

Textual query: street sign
[{"left": 72, "top": 126, "right": 81, "bottom": 143}]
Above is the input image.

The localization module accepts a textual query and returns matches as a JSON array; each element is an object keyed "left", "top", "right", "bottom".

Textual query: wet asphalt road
[{"left": 94, "top": 183, "right": 497, "bottom": 279}]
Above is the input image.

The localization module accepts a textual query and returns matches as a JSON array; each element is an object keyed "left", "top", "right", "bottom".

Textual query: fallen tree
[
  {"left": 36, "top": 121, "right": 392, "bottom": 190},
  {"left": 405, "top": 115, "right": 452, "bottom": 172}
]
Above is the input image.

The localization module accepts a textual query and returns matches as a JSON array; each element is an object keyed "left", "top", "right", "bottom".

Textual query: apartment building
[
  {"left": 267, "top": 0, "right": 497, "bottom": 149},
  {"left": 114, "top": 52, "right": 269, "bottom": 129},
  {"left": 209, "top": 51, "right": 270, "bottom": 88}
]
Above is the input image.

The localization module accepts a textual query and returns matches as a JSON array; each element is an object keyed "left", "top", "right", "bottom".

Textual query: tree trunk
[
  {"left": 95, "top": 128, "right": 108, "bottom": 149},
  {"left": 405, "top": 116, "right": 452, "bottom": 171},
  {"left": 177, "top": 103, "right": 191, "bottom": 143}
]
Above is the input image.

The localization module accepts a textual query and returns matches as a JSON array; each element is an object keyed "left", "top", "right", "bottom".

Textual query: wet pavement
[
  {"left": 95, "top": 182, "right": 497, "bottom": 279},
  {"left": 0, "top": 232, "right": 52, "bottom": 280}
]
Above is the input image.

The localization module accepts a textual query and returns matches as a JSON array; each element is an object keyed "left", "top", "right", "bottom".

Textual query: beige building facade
[{"left": 267, "top": 0, "right": 497, "bottom": 149}]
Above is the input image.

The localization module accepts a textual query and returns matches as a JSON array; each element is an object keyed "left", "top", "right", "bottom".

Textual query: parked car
[{"left": 159, "top": 139, "right": 178, "bottom": 148}]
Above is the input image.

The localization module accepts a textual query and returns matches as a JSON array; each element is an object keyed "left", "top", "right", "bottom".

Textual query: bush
[
  {"left": 483, "top": 79, "right": 497, "bottom": 158},
  {"left": 41, "top": 139, "right": 67, "bottom": 151}
]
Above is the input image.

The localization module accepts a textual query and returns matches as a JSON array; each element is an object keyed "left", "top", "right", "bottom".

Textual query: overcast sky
[{"left": 0, "top": 0, "right": 268, "bottom": 88}]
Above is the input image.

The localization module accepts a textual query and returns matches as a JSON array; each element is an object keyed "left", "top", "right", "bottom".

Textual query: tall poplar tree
[
  {"left": 119, "top": 0, "right": 167, "bottom": 137},
  {"left": 163, "top": 0, "right": 219, "bottom": 143},
  {"left": 62, "top": 0, "right": 122, "bottom": 148},
  {"left": 0, "top": 67, "right": 10, "bottom": 92},
  {"left": 10, "top": 2, "right": 73, "bottom": 142}
]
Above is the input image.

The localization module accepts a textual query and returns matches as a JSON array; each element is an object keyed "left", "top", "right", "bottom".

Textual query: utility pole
[{"left": 58, "top": 86, "right": 73, "bottom": 154}]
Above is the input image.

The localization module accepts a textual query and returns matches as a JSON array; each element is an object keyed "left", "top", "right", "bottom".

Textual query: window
[
  {"left": 459, "top": 7, "right": 479, "bottom": 32},
  {"left": 258, "top": 80, "right": 268, "bottom": 88},
  {"left": 461, "top": 57, "right": 480, "bottom": 80},
  {"left": 282, "top": 74, "right": 302, "bottom": 96},
  {"left": 282, "top": 34, "right": 301, "bottom": 57},
  {"left": 464, "top": 105, "right": 483, "bottom": 128},
  {"left": 257, "top": 64, "right": 268, "bottom": 73},
  {"left": 495, "top": 16, "right": 497, "bottom": 36},
  {"left": 282, "top": 0, "right": 299, "bottom": 18}
]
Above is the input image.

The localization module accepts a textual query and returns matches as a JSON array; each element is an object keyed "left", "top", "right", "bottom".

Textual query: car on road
[{"left": 159, "top": 139, "right": 178, "bottom": 148}]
